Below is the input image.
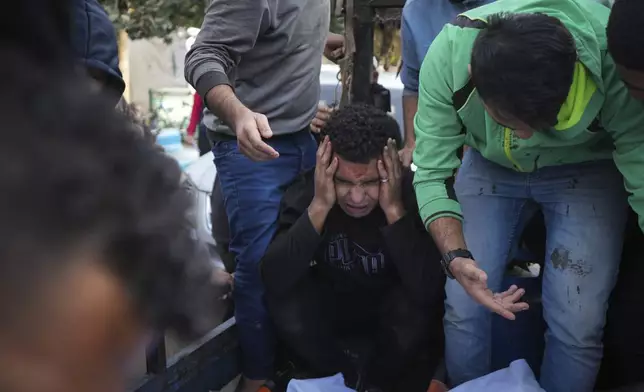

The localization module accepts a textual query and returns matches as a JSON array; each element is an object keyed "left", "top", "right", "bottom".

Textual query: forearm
[
  {"left": 204, "top": 85, "right": 249, "bottom": 130},
  {"left": 185, "top": 0, "right": 268, "bottom": 101},
  {"left": 307, "top": 200, "right": 331, "bottom": 233},
  {"left": 402, "top": 93, "right": 418, "bottom": 147},
  {"left": 428, "top": 217, "right": 467, "bottom": 254},
  {"left": 384, "top": 206, "right": 405, "bottom": 225}
]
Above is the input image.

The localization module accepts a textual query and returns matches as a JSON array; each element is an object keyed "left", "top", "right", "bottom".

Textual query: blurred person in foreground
[
  {"left": 69, "top": 0, "right": 154, "bottom": 141},
  {"left": 0, "top": 3, "right": 223, "bottom": 392},
  {"left": 185, "top": 1, "right": 344, "bottom": 390},
  {"left": 262, "top": 105, "right": 444, "bottom": 392},
  {"left": 69, "top": 0, "right": 125, "bottom": 106}
]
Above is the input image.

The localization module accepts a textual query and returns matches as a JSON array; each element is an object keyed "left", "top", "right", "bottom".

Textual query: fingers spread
[
  {"left": 316, "top": 136, "right": 329, "bottom": 160},
  {"left": 472, "top": 290, "right": 517, "bottom": 321},
  {"left": 388, "top": 139, "right": 402, "bottom": 176},
  {"left": 320, "top": 138, "right": 332, "bottom": 165},
  {"left": 504, "top": 301, "right": 530, "bottom": 313},
  {"left": 494, "top": 285, "right": 529, "bottom": 313},
  {"left": 326, "top": 157, "right": 339, "bottom": 175},
  {"left": 377, "top": 159, "right": 388, "bottom": 180},
  {"left": 382, "top": 146, "right": 393, "bottom": 176},
  {"left": 496, "top": 285, "right": 519, "bottom": 298}
]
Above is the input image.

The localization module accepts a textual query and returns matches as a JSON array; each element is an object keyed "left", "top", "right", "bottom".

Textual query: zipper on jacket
[{"left": 503, "top": 128, "right": 524, "bottom": 172}]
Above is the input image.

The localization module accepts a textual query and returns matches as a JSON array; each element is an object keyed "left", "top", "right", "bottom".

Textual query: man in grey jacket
[{"left": 185, "top": 1, "right": 342, "bottom": 391}]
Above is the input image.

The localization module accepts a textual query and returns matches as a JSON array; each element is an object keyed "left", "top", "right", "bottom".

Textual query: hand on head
[
  {"left": 311, "top": 136, "right": 339, "bottom": 212},
  {"left": 377, "top": 138, "right": 405, "bottom": 220}
]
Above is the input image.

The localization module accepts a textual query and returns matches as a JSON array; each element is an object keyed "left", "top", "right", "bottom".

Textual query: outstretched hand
[
  {"left": 451, "top": 257, "right": 529, "bottom": 320},
  {"left": 233, "top": 109, "right": 279, "bottom": 161}
]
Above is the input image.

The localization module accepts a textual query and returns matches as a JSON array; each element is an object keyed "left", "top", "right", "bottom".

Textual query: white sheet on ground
[
  {"left": 287, "top": 373, "right": 355, "bottom": 392},
  {"left": 286, "top": 359, "right": 543, "bottom": 392},
  {"left": 451, "top": 359, "right": 545, "bottom": 392}
]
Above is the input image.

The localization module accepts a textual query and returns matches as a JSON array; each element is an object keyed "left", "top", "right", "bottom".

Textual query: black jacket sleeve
[
  {"left": 261, "top": 170, "right": 323, "bottom": 297},
  {"left": 380, "top": 170, "right": 445, "bottom": 308}
]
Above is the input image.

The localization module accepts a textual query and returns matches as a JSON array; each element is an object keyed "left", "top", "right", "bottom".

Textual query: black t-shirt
[
  {"left": 314, "top": 204, "right": 395, "bottom": 295},
  {"left": 262, "top": 168, "right": 445, "bottom": 309}
]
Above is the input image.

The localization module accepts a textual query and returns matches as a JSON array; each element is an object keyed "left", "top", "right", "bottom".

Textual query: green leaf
[{"left": 98, "top": 0, "right": 205, "bottom": 41}]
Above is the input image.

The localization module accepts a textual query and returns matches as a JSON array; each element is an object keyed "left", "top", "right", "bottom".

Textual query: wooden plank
[
  {"left": 369, "top": 0, "right": 406, "bottom": 8},
  {"left": 132, "top": 318, "right": 241, "bottom": 392}
]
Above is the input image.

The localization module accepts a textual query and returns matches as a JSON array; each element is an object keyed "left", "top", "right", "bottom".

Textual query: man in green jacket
[{"left": 413, "top": 0, "right": 644, "bottom": 390}]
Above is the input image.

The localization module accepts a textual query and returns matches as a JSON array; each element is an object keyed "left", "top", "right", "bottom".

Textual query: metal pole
[{"left": 350, "top": 0, "right": 375, "bottom": 104}]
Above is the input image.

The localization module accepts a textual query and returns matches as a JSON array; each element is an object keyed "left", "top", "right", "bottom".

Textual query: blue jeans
[
  {"left": 212, "top": 131, "right": 317, "bottom": 379},
  {"left": 446, "top": 149, "right": 628, "bottom": 392}
]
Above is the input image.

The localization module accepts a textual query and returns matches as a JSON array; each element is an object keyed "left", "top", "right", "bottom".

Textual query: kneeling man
[{"left": 262, "top": 104, "right": 445, "bottom": 392}]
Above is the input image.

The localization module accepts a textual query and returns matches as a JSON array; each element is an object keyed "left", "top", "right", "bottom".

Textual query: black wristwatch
[{"left": 441, "top": 249, "right": 474, "bottom": 279}]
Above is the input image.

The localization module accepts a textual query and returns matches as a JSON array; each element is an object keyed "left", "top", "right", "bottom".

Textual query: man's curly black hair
[
  {"left": 321, "top": 103, "right": 401, "bottom": 164},
  {"left": 608, "top": 0, "right": 644, "bottom": 71},
  {"left": 0, "top": 48, "right": 222, "bottom": 339}
]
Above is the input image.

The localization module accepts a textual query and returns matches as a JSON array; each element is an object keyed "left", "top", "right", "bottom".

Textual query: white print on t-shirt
[{"left": 325, "top": 234, "right": 385, "bottom": 275}]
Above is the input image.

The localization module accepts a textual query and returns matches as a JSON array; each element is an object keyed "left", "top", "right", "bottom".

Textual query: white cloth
[
  {"left": 451, "top": 360, "right": 545, "bottom": 392},
  {"left": 286, "top": 359, "right": 543, "bottom": 392},
  {"left": 287, "top": 374, "right": 355, "bottom": 392}
]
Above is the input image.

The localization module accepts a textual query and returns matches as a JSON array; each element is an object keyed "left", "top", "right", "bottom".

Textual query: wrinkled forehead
[{"left": 334, "top": 156, "right": 380, "bottom": 181}]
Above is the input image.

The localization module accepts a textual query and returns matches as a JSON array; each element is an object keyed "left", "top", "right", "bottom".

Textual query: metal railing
[{"left": 133, "top": 318, "right": 240, "bottom": 392}]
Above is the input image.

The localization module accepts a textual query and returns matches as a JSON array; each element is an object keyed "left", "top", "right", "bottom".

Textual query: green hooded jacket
[{"left": 413, "top": 0, "right": 644, "bottom": 230}]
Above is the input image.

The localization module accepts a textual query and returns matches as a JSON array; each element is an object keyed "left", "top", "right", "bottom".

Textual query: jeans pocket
[{"left": 212, "top": 140, "right": 239, "bottom": 160}]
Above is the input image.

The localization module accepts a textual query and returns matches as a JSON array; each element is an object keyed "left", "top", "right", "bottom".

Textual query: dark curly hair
[
  {"left": 321, "top": 103, "right": 401, "bottom": 163},
  {"left": 608, "top": 0, "right": 644, "bottom": 71},
  {"left": 0, "top": 49, "right": 222, "bottom": 340}
]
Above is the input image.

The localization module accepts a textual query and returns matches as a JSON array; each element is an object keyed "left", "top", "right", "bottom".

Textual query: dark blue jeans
[
  {"left": 212, "top": 130, "right": 316, "bottom": 379},
  {"left": 446, "top": 149, "right": 628, "bottom": 392}
]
